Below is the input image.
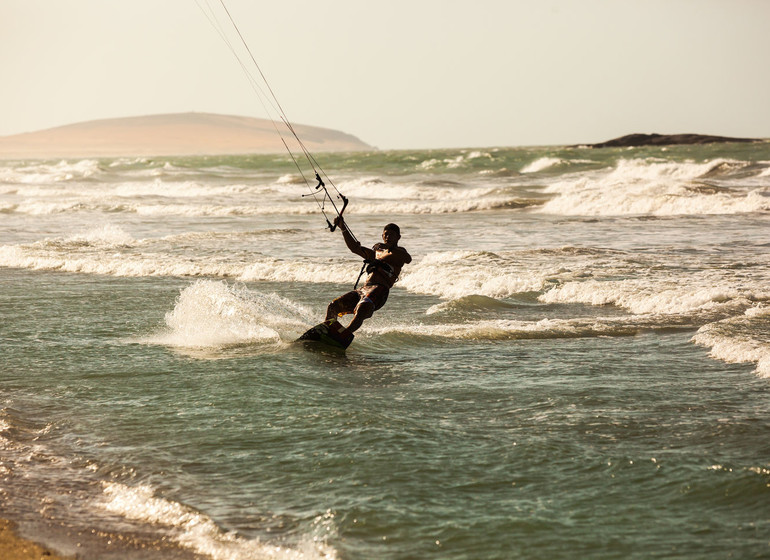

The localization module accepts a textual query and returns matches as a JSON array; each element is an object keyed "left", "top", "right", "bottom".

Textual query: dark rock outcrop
[{"left": 581, "top": 133, "right": 762, "bottom": 149}]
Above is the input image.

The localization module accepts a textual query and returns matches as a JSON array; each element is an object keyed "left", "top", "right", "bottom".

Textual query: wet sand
[{"left": 0, "top": 519, "right": 69, "bottom": 560}]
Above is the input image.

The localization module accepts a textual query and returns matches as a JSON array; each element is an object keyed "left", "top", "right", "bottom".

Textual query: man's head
[{"left": 382, "top": 223, "right": 401, "bottom": 246}]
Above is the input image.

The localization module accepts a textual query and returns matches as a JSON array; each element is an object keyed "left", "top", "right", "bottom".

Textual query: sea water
[{"left": 1, "top": 143, "right": 769, "bottom": 559}]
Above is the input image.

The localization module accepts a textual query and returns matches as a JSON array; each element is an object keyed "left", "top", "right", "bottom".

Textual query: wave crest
[
  {"left": 537, "top": 158, "right": 770, "bottom": 216},
  {"left": 693, "top": 305, "right": 770, "bottom": 377},
  {"left": 99, "top": 481, "right": 337, "bottom": 560}
]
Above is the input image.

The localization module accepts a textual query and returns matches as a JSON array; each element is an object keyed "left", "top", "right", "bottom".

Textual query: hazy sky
[{"left": 2, "top": 0, "right": 769, "bottom": 149}]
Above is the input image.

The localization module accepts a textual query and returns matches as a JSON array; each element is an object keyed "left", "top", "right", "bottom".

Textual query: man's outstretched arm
[{"left": 335, "top": 217, "right": 375, "bottom": 260}]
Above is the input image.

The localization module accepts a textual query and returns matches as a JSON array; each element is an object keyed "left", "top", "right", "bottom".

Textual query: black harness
[{"left": 354, "top": 259, "right": 395, "bottom": 290}]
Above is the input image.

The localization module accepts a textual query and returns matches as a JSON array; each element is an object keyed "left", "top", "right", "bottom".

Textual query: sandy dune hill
[{"left": 0, "top": 112, "right": 373, "bottom": 158}]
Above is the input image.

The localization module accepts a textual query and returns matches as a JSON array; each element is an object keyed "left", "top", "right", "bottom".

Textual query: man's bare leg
[
  {"left": 347, "top": 300, "right": 374, "bottom": 333},
  {"left": 325, "top": 301, "right": 340, "bottom": 322}
]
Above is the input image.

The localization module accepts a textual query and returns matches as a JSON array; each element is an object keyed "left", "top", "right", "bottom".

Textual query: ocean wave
[
  {"left": 99, "top": 481, "right": 336, "bottom": 560},
  {"left": 2, "top": 196, "right": 537, "bottom": 217},
  {"left": 277, "top": 173, "right": 308, "bottom": 185},
  {"left": 425, "top": 294, "right": 519, "bottom": 315},
  {"left": 160, "top": 229, "right": 302, "bottom": 243},
  {"left": 1, "top": 181, "right": 260, "bottom": 200},
  {"left": 111, "top": 180, "right": 260, "bottom": 198},
  {"left": 335, "top": 177, "right": 494, "bottom": 202},
  {"left": 399, "top": 250, "right": 595, "bottom": 299},
  {"left": 0, "top": 404, "right": 339, "bottom": 560},
  {"left": 0, "top": 244, "right": 242, "bottom": 277},
  {"left": 693, "top": 305, "right": 770, "bottom": 377},
  {"left": 539, "top": 278, "right": 761, "bottom": 316},
  {"left": 367, "top": 316, "right": 668, "bottom": 341},
  {"left": 0, "top": 159, "right": 102, "bottom": 184},
  {"left": 521, "top": 157, "right": 565, "bottom": 174},
  {"left": 63, "top": 224, "right": 136, "bottom": 247},
  {"left": 536, "top": 158, "right": 770, "bottom": 216},
  {"left": 418, "top": 151, "right": 493, "bottom": 170},
  {"left": 238, "top": 259, "right": 357, "bottom": 284},
  {"left": 0, "top": 239, "right": 360, "bottom": 281}
]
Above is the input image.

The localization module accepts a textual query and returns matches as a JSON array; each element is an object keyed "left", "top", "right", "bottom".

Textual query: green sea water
[{"left": 1, "top": 143, "right": 769, "bottom": 558}]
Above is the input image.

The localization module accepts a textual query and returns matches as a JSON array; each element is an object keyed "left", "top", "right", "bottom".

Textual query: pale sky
[{"left": 2, "top": 0, "right": 769, "bottom": 149}]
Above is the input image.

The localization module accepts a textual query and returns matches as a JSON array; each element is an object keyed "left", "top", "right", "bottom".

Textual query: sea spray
[{"left": 153, "top": 280, "right": 314, "bottom": 348}]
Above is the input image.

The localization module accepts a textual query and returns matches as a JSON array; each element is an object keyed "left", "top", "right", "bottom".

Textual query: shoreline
[{"left": 0, "top": 519, "right": 69, "bottom": 560}]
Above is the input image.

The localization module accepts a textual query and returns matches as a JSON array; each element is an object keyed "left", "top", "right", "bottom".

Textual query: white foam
[
  {"left": 13, "top": 200, "right": 90, "bottom": 215},
  {"left": 65, "top": 224, "right": 136, "bottom": 247},
  {"left": 400, "top": 250, "right": 577, "bottom": 299},
  {"left": 521, "top": 157, "right": 564, "bottom": 173},
  {"left": 0, "top": 159, "right": 102, "bottom": 184},
  {"left": 0, "top": 239, "right": 361, "bottom": 282},
  {"left": 693, "top": 305, "right": 770, "bottom": 377},
  {"left": 325, "top": 177, "right": 510, "bottom": 212},
  {"left": 147, "top": 280, "right": 313, "bottom": 349},
  {"left": 417, "top": 151, "right": 492, "bottom": 170},
  {"left": 425, "top": 294, "right": 514, "bottom": 315},
  {"left": 4, "top": 197, "right": 531, "bottom": 217},
  {"left": 131, "top": 203, "right": 315, "bottom": 217},
  {"left": 107, "top": 157, "right": 151, "bottom": 167},
  {"left": 111, "top": 180, "right": 254, "bottom": 198},
  {"left": 537, "top": 158, "right": 770, "bottom": 216},
  {"left": 349, "top": 197, "right": 527, "bottom": 214},
  {"left": 238, "top": 260, "right": 357, "bottom": 284},
  {"left": 277, "top": 174, "right": 306, "bottom": 185},
  {"left": 369, "top": 316, "right": 647, "bottom": 341},
  {"left": 0, "top": 244, "right": 242, "bottom": 277},
  {"left": 99, "top": 482, "right": 337, "bottom": 560},
  {"left": 539, "top": 278, "right": 750, "bottom": 315}
]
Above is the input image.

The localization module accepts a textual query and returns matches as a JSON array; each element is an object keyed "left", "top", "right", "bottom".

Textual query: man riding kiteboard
[{"left": 326, "top": 217, "right": 412, "bottom": 333}]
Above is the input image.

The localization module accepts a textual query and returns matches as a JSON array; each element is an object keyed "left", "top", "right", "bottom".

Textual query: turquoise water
[{"left": 1, "top": 144, "right": 769, "bottom": 558}]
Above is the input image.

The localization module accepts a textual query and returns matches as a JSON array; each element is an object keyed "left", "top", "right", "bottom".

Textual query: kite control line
[
  {"left": 197, "top": 0, "right": 356, "bottom": 239},
  {"left": 304, "top": 173, "right": 349, "bottom": 232}
]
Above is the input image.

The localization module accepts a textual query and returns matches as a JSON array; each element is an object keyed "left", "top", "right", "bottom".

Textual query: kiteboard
[{"left": 297, "top": 320, "right": 354, "bottom": 350}]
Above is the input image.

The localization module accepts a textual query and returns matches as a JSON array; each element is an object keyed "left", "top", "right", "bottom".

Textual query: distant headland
[
  {"left": 0, "top": 112, "right": 374, "bottom": 159},
  {"left": 580, "top": 133, "right": 763, "bottom": 149}
]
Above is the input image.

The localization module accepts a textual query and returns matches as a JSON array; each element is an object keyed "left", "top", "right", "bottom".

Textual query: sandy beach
[
  {"left": 0, "top": 519, "right": 69, "bottom": 560},
  {"left": 0, "top": 112, "right": 373, "bottom": 159}
]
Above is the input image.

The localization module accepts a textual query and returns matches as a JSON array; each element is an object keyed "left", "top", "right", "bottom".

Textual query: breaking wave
[
  {"left": 537, "top": 158, "right": 770, "bottom": 216},
  {"left": 98, "top": 481, "right": 337, "bottom": 560},
  {"left": 693, "top": 305, "right": 770, "bottom": 377}
]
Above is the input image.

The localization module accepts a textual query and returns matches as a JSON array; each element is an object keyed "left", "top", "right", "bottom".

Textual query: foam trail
[{"left": 146, "top": 280, "right": 314, "bottom": 349}]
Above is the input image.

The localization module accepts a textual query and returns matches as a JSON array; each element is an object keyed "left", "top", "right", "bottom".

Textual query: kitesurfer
[{"left": 325, "top": 218, "right": 412, "bottom": 333}]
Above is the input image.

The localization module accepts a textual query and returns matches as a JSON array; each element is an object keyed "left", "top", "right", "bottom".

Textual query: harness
[{"left": 354, "top": 259, "right": 395, "bottom": 290}]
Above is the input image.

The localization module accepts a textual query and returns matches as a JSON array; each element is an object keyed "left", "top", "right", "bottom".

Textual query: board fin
[{"left": 297, "top": 320, "right": 355, "bottom": 349}]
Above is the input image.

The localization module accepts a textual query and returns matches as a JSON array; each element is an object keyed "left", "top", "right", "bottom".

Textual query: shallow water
[{"left": 1, "top": 143, "right": 769, "bottom": 558}]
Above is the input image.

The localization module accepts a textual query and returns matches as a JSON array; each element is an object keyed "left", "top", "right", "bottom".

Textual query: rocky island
[{"left": 581, "top": 133, "right": 762, "bottom": 149}]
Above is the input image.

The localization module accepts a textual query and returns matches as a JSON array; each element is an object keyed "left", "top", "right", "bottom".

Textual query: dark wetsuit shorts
[{"left": 333, "top": 284, "right": 390, "bottom": 313}]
